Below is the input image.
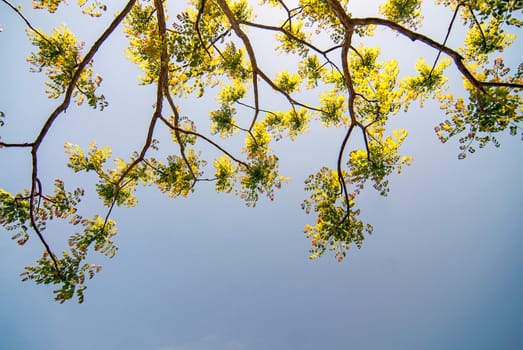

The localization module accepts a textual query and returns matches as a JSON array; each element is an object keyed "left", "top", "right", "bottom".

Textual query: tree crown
[{"left": 0, "top": 0, "right": 521, "bottom": 302}]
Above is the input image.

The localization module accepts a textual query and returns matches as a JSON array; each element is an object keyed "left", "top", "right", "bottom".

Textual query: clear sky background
[{"left": 1, "top": 1, "right": 522, "bottom": 349}]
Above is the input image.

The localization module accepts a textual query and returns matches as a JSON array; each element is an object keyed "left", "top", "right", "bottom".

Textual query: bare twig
[
  {"left": 430, "top": 3, "right": 462, "bottom": 75},
  {"left": 0, "top": 142, "right": 34, "bottom": 148},
  {"left": 1, "top": 0, "right": 53, "bottom": 45}
]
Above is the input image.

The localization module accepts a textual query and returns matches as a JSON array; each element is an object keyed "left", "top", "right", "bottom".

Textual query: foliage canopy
[{"left": 0, "top": 0, "right": 521, "bottom": 302}]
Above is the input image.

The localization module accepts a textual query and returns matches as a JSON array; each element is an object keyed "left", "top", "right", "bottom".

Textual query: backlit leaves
[
  {"left": 210, "top": 105, "right": 239, "bottom": 138},
  {"left": 239, "top": 154, "right": 282, "bottom": 205},
  {"left": 264, "top": 108, "right": 311, "bottom": 140},
  {"left": 348, "top": 47, "right": 404, "bottom": 120},
  {"left": 26, "top": 25, "right": 106, "bottom": 109},
  {"left": 274, "top": 71, "right": 302, "bottom": 94},
  {"left": 0, "top": 180, "right": 84, "bottom": 245},
  {"left": 77, "top": 0, "right": 107, "bottom": 18},
  {"left": 33, "top": 0, "right": 107, "bottom": 17},
  {"left": 277, "top": 19, "right": 310, "bottom": 56},
  {"left": 1, "top": 0, "right": 521, "bottom": 302},
  {"left": 379, "top": 0, "right": 423, "bottom": 29},
  {"left": 435, "top": 57, "right": 522, "bottom": 155},
  {"left": 462, "top": 18, "right": 515, "bottom": 63},
  {"left": 32, "top": 0, "right": 65, "bottom": 13},
  {"left": 348, "top": 129, "right": 412, "bottom": 196},
  {"left": 244, "top": 122, "right": 272, "bottom": 158},
  {"left": 319, "top": 90, "right": 347, "bottom": 126},
  {"left": 298, "top": 54, "right": 325, "bottom": 88},
  {"left": 403, "top": 57, "right": 450, "bottom": 103},
  {"left": 214, "top": 155, "right": 236, "bottom": 193},
  {"left": 149, "top": 150, "right": 203, "bottom": 198},
  {"left": 302, "top": 167, "right": 372, "bottom": 262},
  {"left": 0, "top": 189, "right": 31, "bottom": 243},
  {"left": 21, "top": 213, "right": 116, "bottom": 303},
  {"left": 124, "top": 2, "right": 162, "bottom": 85}
]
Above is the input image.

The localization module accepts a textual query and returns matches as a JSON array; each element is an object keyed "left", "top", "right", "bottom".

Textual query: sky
[{"left": 1, "top": 1, "right": 522, "bottom": 349}]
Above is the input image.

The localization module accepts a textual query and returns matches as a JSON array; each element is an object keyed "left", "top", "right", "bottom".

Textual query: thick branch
[
  {"left": 481, "top": 81, "right": 523, "bottom": 89},
  {"left": 324, "top": 0, "right": 360, "bottom": 222},
  {"left": 350, "top": 17, "right": 523, "bottom": 91},
  {"left": 195, "top": 0, "right": 212, "bottom": 58},
  {"left": 94, "top": 0, "right": 168, "bottom": 250}
]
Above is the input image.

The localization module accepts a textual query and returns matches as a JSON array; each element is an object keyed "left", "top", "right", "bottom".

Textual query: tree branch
[
  {"left": 350, "top": 17, "right": 523, "bottom": 91},
  {"left": 214, "top": 0, "right": 261, "bottom": 131},
  {"left": 0, "top": 142, "right": 34, "bottom": 148},
  {"left": 26, "top": 0, "right": 138, "bottom": 275}
]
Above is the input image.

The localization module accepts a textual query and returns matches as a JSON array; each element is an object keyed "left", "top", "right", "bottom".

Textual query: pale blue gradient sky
[{"left": 1, "top": 1, "right": 522, "bottom": 350}]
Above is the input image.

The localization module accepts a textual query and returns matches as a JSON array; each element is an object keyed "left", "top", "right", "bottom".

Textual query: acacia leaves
[
  {"left": 302, "top": 167, "right": 372, "bottom": 262},
  {"left": 124, "top": 2, "right": 163, "bottom": 85},
  {"left": 407, "top": 58, "right": 449, "bottom": 94},
  {"left": 0, "top": 180, "right": 83, "bottom": 245},
  {"left": 435, "top": 56, "right": 523, "bottom": 157},
  {"left": 348, "top": 129, "right": 412, "bottom": 194},
  {"left": 21, "top": 213, "right": 116, "bottom": 304},
  {"left": 149, "top": 151, "right": 204, "bottom": 198},
  {"left": 0, "top": 188, "right": 31, "bottom": 244},
  {"left": 462, "top": 17, "right": 515, "bottom": 63},
  {"left": 33, "top": 0, "right": 107, "bottom": 17},
  {"left": 0, "top": 179, "right": 117, "bottom": 303},
  {"left": 65, "top": 142, "right": 149, "bottom": 207},
  {"left": 214, "top": 155, "right": 235, "bottom": 193},
  {"left": 379, "top": 0, "right": 423, "bottom": 29},
  {"left": 32, "top": 0, "right": 66, "bottom": 13},
  {"left": 26, "top": 25, "right": 107, "bottom": 109}
]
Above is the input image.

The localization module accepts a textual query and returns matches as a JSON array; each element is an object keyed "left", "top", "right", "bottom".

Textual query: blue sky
[{"left": 1, "top": 1, "right": 522, "bottom": 349}]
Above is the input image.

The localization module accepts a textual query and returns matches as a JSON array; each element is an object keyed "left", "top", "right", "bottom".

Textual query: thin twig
[
  {"left": 1, "top": 0, "right": 53, "bottom": 45},
  {"left": 429, "top": 3, "right": 462, "bottom": 76}
]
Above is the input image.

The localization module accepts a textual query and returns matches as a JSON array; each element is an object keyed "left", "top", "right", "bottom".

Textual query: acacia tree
[{"left": 0, "top": 0, "right": 521, "bottom": 303}]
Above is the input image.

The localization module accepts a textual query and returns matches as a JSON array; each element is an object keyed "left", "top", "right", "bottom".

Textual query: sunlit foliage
[{"left": 0, "top": 0, "right": 521, "bottom": 302}]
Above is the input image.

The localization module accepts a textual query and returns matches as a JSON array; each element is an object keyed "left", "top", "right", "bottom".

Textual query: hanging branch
[{"left": 24, "top": 0, "right": 138, "bottom": 275}]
